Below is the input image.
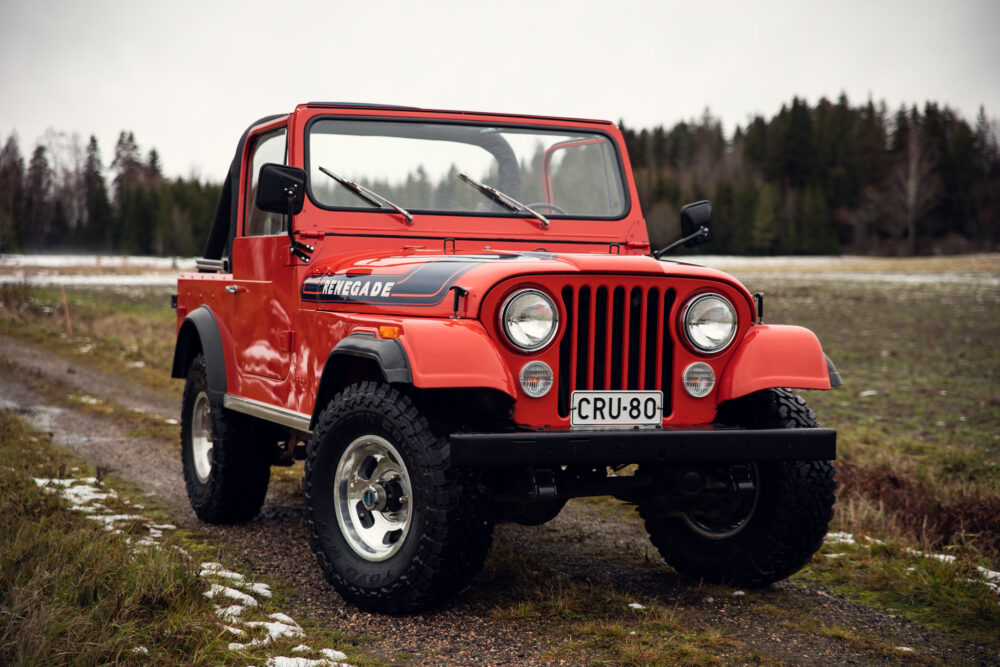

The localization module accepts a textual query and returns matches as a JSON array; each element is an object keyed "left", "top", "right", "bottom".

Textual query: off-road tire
[
  {"left": 304, "top": 381, "right": 493, "bottom": 614},
  {"left": 640, "top": 388, "right": 835, "bottom": 586},
  {"left": 180, "top": 354, "right": 271, "bottom": 523}
]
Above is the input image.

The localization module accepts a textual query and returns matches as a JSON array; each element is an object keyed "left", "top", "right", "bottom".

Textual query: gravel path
[{"left": 1, "top": 332, "right": 996, "bottom": 666}]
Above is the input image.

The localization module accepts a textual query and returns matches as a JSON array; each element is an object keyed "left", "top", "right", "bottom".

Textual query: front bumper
[{"left": 450, "top": 427, "right": 836, "bottom": 467}]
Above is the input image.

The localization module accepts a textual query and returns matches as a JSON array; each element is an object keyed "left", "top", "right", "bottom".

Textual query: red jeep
[{"left": 171, "top": 103, "right": 840, "bottom": 613}]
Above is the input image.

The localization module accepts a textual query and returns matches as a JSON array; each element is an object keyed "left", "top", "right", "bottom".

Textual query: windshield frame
[{"left": 302, "top": 115, "right": 632, "bottom": 222}]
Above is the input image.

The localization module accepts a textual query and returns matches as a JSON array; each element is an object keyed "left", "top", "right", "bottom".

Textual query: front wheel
[
  {"left": 304, "top": 382, "right": 493, "bottom": 613},
  {"left": 640, "top": 389, "right": 835, "bottom": 586}
]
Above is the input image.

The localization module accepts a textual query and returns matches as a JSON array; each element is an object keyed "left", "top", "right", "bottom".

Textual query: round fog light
[
  {"left": 519, "top": 361, "right": 553, "bottom": 398},
  {"left": 682, "top": 362, "right": 716, "bottom": 398}
]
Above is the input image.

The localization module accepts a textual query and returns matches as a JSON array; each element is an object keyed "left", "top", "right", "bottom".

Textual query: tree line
[
  {"left": 0, "top": 130, "right": 220, "bottom": 256},
  {"left": 624, "top": 96, "right": 999, "bottom": 255},
  {"left": 1, "top": 95, "right": 997, "bottom": 257}
]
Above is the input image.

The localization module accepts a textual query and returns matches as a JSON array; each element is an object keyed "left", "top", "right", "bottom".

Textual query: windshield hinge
[{"left": 449, "top": 285, "right": 469, "bottom": 319}]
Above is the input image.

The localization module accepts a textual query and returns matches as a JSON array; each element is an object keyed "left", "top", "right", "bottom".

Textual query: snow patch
[
  {"left": 204, "top": 584, "right": 259, "bottom": 607},
  {"left": 34, "top": 474, "right": 357, "bottom": 661},
  {"left": 200, "top": 562, "right": 245, "bottom": 581},
  {"left": 75, "top": 395, "right": 103, "bottom": 405},
  {"left": 824, "top": 531, "right": 856, "bottom": 545},
  {"left": 320, "top": 649, "right": 349, "bottom": 661},
  {"left": 215, "top": 605, "right": 246, "bottom": 620},
  {"left": 227, "top": 613, "right": 305, "bottom": 651},
  {"left": 241, "top": 581, "right": 273, "bottom": 598},
  {"left": 84, "top": 513, "right": 143, "bottom": 530}
]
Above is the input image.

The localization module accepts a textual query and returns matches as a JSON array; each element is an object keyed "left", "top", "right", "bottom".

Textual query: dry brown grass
[{"left": 837, "top": 461, "right": 1000, "bottom": 558}]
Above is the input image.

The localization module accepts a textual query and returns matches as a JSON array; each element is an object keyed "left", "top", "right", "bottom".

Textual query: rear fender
[
  {"left": 717, "top": 325, "right": 837, "bottom": 402},
  {"left": 171, "top": 306, "right": 227, "bottom": 405}
]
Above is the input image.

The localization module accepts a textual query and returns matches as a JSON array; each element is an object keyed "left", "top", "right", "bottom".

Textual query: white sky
[{"left": 2, "top": 0, "right": 998, "bottom": 182}]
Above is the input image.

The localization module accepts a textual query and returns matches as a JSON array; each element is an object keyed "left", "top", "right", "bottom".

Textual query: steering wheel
[{"left": 527, "top": 202, "right": 568, "bottom": 215}]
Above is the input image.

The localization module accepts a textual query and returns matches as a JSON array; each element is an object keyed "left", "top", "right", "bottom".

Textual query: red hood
[{"left": 301, "top": 249, "right": 750, "bottom": 317}]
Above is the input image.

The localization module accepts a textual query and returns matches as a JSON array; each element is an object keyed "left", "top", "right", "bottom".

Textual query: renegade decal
[{"left": 303, "top": 257, "right": 505, "bottom": 306}]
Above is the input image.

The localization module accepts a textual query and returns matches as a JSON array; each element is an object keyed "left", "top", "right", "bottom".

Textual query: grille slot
[{"left": 557, "top": 282, "right": 675, "bottom": 418}]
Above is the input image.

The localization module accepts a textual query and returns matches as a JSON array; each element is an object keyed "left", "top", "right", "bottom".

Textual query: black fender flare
[
  {"left": 311, "top": 334, "right": 412, "bottom": 429},
  {"left": 826, "top": 354, "right": 843, "bottom": 387},
  {"left": 171, "top": 306, "right": 227, "bottom": 405}
]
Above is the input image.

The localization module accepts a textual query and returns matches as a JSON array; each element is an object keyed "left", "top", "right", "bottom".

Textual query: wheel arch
[
  {"left": 311, "top": 334, "right": 412, "bottom": 429},
  {"left": 172, "top": 306, "right": 227, "bottom": 405}
]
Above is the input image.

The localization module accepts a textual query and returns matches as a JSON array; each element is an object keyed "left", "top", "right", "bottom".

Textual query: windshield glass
[{"left": 307, "top": 119, "right": 627, "bottom": 219}]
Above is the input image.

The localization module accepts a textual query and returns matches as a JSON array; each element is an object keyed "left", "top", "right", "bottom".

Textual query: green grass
[
  {"left": 0, "top": 282, "right": 181, "bottom": 398},
  {"left": 0, "top": 410, "right": 234, "bottom": 665},
  {"left": 794, "top": 538, "right": 1000, "bottom": 645},
  {"left": 0, "top": 408, "right": 383, "bottom": 666}
]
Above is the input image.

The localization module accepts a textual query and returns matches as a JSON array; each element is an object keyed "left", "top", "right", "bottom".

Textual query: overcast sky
[{"left": 2, "top": 0, "right": 998, "bottom": 182}]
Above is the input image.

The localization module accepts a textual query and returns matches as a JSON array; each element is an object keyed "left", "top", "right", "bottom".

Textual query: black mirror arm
[
  {"left": 652, "top": 226, "right": 710, "bottom": 259},
  {"left": 284, "top": 184, "right": 313, "bottom": 263}
]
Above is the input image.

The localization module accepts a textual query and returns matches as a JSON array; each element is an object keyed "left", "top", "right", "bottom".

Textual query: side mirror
[
  {"left": 255, "top": 163, "right": 306, "bottom": 215},
  {"left": 679, "top": 200, "right": 714, "bottom": 248}
]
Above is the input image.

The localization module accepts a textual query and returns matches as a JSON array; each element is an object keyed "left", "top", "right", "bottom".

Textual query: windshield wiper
[
  {"left": 318, "top": 166, "right": 413, "bottom": 225},
  {"left": 457, "top": 172, "right": 549, "bottom": 229}
]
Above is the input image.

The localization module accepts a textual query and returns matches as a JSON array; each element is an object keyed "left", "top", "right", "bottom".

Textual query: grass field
[{"left": 1, "top": 253, "right": 998, "bottom": 658}]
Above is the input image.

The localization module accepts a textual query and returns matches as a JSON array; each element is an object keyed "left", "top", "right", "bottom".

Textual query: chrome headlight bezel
[
  {"left": 682, "top": 292, "right": 738, "bottom": 353},
  {"left": 499, "top": 288, "right": 559, "bottom": 352}
]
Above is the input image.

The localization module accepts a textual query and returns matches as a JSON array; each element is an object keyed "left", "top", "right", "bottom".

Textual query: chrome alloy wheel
[
  {"left": 334, "top": 435, "right": 412, "bottom": 561},
  {"left": 191, "top": 391, "right": 213, "bottom": 483}
]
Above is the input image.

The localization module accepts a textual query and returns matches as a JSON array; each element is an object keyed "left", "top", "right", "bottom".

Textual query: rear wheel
[
  {"left": 180, "top": 355, "right": 271, "bottom": 523},
  {"left": 304, "top": 382, "right": 493, "bottom": 613},
  {"left": 640, "top": 388, "right": 835, "bottom": 586}
]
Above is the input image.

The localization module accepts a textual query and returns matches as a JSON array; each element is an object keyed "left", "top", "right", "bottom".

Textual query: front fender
[
  {"left": 397, "top": 319, "right": 515, "bottom": 396},
  {"left": 717, "top": 325, "right": 835, "bottom": 402}
]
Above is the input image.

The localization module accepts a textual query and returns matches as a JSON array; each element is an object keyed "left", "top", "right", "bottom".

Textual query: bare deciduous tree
[{"left": 891, "top": 124, "right": 940, "bottom": 254}]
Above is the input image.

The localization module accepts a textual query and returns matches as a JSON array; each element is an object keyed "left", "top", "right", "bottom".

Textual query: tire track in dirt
[{"left": 1, "top": 333, "right": 995, "bottom": 666}]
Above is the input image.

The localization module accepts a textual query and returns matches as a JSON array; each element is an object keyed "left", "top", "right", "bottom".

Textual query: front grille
[{"left": 557, "top": 281, "right": 675, "bottom": 418}]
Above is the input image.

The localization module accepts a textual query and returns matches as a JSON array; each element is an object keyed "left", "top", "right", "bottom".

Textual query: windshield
[{"left": 307, "top": 119, "right": 627, "bottom": 219}]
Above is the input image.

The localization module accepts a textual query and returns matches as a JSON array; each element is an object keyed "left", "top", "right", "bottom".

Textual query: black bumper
[{"left": 450, "top": 427, "right": 836, "bottom": 467}]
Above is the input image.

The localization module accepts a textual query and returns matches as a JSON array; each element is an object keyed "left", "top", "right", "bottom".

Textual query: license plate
[{"left": 570, "top": 391, "right": 663, "bottom": 428}]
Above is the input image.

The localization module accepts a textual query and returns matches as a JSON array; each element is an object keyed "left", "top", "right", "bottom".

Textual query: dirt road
[{"left": 1, "top": 333, "right": 994, "bottom": 665}]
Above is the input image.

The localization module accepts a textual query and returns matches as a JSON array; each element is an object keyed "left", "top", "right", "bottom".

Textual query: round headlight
[
  {"left": 683, "top": 293, "right": 737, "bottom": 353},
  {"left": 501, "top": 289, "right": 558, "bottom": 351}
]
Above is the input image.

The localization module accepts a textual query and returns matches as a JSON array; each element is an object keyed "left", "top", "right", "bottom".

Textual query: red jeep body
[{"left": 171, "top": 103, "right": 839, "bottom": 613}]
